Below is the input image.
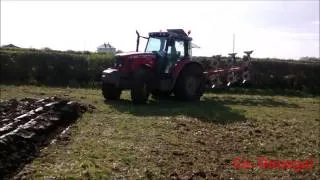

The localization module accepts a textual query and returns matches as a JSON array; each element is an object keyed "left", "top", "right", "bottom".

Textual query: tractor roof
[{"left": 149, "top": 29, "right": 192, "bottom": 41}]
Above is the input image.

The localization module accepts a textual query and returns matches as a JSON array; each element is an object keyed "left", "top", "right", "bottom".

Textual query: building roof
[{"left": 97, "top": 42, "right": 115, "bottom": 49}]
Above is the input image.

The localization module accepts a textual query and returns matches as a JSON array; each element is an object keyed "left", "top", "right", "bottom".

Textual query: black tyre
[
  {"left": 131, "top": 68, "right": 152, "bottom": 104},
  {"left": 131, "top": 81, "right": 150, "bottom": 104},
  {"left": 102, "top": 83, "right": 121, "bottom": 100},
  {"left": 174, "top": 64, "right": 205, "bottom": 101},
  {"left": 151, "top": 90, "right": 172, "bottom": 99}
]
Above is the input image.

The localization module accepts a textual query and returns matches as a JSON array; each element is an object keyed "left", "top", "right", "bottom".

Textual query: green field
[{"left": 1, "top": 85, "right": 319, "bottom": 179}]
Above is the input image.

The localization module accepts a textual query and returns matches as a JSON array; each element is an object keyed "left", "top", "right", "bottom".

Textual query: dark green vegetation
[
  {"left": 0, "top": 85, "right": 319, "bottom": 179},
  {"left": 197, "top": 56, "right": 320, "bottom": 94},
  {"left": 0, "top": 48, "right": 114, "bottom": 87},
  {"left": 1, "top": 48, "right": 320, "bottom": 93}
]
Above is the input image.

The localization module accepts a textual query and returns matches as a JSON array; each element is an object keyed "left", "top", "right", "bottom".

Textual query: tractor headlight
[{"left": 101, "top": 74, "right": 106, "bottom": 78}]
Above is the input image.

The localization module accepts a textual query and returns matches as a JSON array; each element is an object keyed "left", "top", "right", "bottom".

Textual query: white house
[{"left": 97, "top": 42, "right": 116, "bottom": 53}]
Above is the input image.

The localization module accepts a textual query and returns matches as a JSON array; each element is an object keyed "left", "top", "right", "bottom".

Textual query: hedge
[
  {"left": 0, "top": 48, "right": 114, "bottom": 87},
  {"left": 1, "top": 48, "right": 319, "bottom": 93},
  {"left": 193, "top": 56, "right": 320, "bottom": 93}
]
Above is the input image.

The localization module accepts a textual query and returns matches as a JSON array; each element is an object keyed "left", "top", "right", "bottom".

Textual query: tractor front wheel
[
  {"left": 174, "top": 65, "right": 204, "bottom": 101},
  {"left": 102, "top": 83, "right": 122, "bottom": 100},
  {"left": 131, "top": 81, "right": 150, "bottom": 104},
  {"left": 131, "top": 68, "right": 151, "bottom": 104},
  {"left": 151, "top": 90, "right": 172, "bottom": 99}
]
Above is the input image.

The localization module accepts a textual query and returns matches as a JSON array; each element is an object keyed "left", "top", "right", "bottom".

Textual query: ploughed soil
[{"left": 0, "top": 97, "right": 93, "bottom": 179}]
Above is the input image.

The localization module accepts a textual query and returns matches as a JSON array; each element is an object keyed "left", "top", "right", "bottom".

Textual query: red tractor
[
  {"left": 101, "top": 29, "right": 253, "bottom": 104},
  {"left": 101, "top": 29, "right": 205, "bottom": 104}
]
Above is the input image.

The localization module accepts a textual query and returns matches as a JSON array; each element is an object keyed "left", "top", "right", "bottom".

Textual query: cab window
[
  {"left": 145, "top": 37, "right": 167, "bottom": 52},
  {"left": 175, "top": 40, "right": 185, "bottom": 58}
]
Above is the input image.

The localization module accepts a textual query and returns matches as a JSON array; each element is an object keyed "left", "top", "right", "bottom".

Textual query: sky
[{"left": 1, "top": 0, "right": 319, "bottom": 59}]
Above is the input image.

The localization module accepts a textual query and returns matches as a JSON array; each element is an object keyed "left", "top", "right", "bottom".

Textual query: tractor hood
[{"left": 116, "top": 51, "right": 156, "bottom": 60}]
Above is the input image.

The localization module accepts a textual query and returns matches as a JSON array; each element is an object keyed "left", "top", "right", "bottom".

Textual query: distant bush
[{"left": 299, "top": 56, "right": 320, "bottom": 61}]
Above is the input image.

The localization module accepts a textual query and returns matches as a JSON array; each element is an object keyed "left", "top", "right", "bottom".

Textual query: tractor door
[
  {"left": 165, "top": 39, "right": 186, "bottom": 73},
  {"left": 156, "top": 38, "right": 189, "bottom": 92}
]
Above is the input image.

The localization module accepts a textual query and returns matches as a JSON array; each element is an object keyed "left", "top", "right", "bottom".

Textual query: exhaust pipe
[
  {"left": 135, "top": 30, "right": 149, "bottom": 52},
  {"left": 136, "top": 30, "right": 140, "bottom": 52}
]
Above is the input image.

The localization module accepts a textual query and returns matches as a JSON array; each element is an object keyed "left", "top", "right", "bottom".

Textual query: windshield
[{"left": 145, "top": 37, "right": 167, "bottom": 52}]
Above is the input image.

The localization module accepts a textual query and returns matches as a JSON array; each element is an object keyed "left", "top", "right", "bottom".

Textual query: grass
[{"left": 0, "top": 85, "right": 319, "bottom": 179}]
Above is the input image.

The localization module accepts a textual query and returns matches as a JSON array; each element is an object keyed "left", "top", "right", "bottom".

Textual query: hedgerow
[{"left": 1, "top": 48, "right": 319, "bottom": 93}]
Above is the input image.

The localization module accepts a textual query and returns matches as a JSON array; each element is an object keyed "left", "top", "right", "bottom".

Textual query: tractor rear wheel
[
  {"left": 174, "top": 65, "right": 204, "bottom": 101},
  {"left": 102, "top": 83, "right": 121, "bottom": 100}
]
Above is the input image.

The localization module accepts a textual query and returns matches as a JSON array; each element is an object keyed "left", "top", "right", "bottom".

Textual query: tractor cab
[{"left": 140, "top": 29, "right": 193, "bottom": 74}]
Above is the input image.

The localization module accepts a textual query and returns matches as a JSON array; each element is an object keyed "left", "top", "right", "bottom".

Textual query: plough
[{"left": 203, "top": 50, "right": 253, "bottom": 88}]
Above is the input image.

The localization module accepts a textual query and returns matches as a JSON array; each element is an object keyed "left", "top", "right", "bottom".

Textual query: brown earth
[{"left": 0, "top": 97, "right": 93, "bottom": 179}]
